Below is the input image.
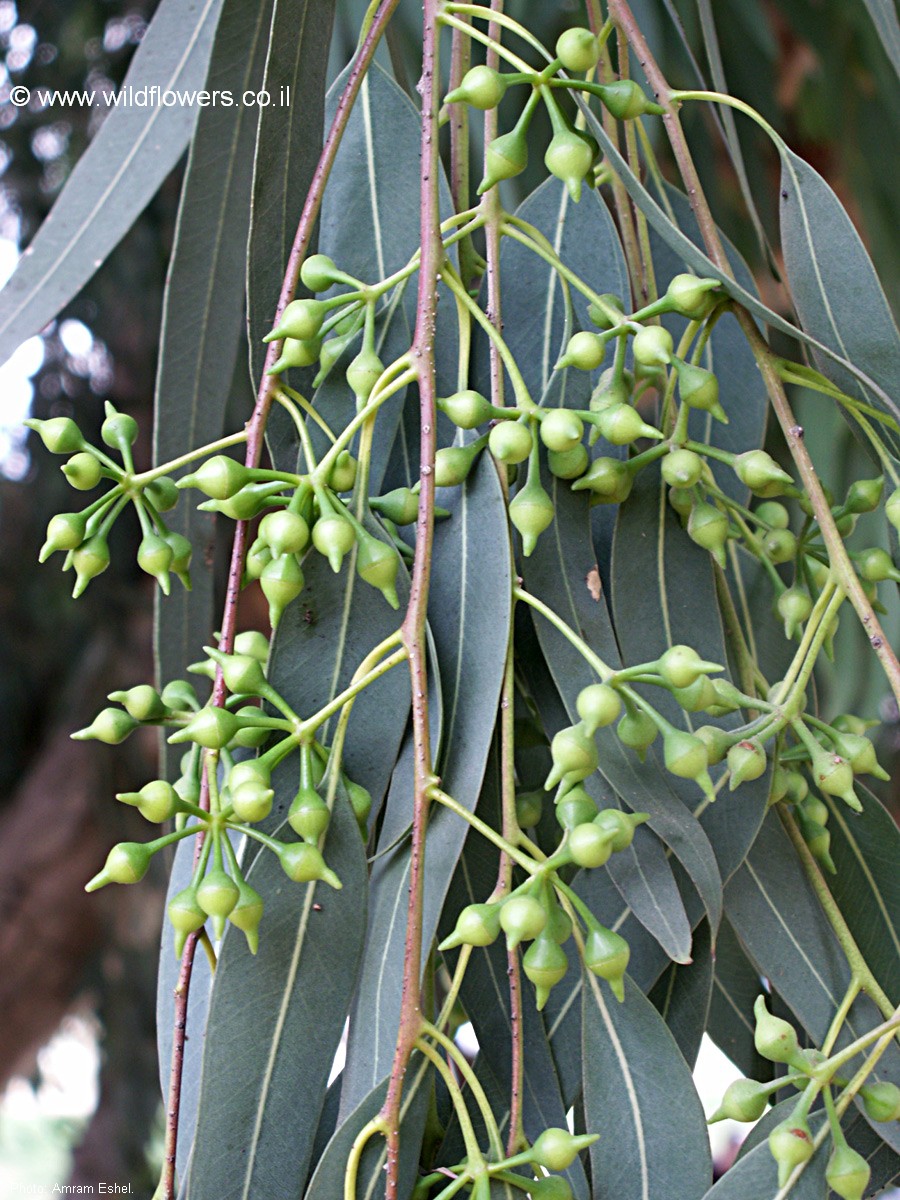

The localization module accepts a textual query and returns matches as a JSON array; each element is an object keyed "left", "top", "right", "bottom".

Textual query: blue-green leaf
[
  {"left": 583, "top": 974, "right": 713, "bottom": 1200},
  {"left": 246, "top": 0, "right": 336, "bottom": 385},
  {"left": 779, "top": 147, "right": 900, "bottom": 454},
  {"left": 339, "top": 451, "right": 511, "bottom": 1115},
  {"left": 861, "top": 0, "right": 900, "bottom": 77},
  {"left": 706, "top": 919, "right": 774, "bottom": 1085},
  {"left": 0, "top": 0, "right": 224, "bottom": 368},
  {"left": 648, "top": 918, "right": 714, "bottom": 1070}
]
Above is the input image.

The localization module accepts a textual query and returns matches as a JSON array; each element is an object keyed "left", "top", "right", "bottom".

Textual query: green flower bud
[
  {"left": 663, "top": 729, "right": 711, "bottom": 784},
  {"left": 528, "top": 1176, "right": 574, "bottom": 1200},
  {"left": 137, "top": 532, "right": 174, "bottom": 592},
  {"left": 264, "top": 298, "right": 326, "bottom": 343},
  {"left": 168, "top": 706, "right": 239, "bottom": 750},
  {"left": 100, "top": 407, "right": 139, "bottom": 451},
  {"left": 439, "top": 902, "right": 502, "bottom": 951},
  {"left": 588, "top": 296, "right": 626, "bottom": 330},
  {"left": 117, "top": 780, "right": 179, "bottom": 823},
  {"left": 593, "top": 808, "right": 649, "bottom": 853},
  {"left": 515, "top": 789, "right": 544, "bottom": 829},
  {"left": 576, "top": 683, "right": 622, "bottom": 734},
  {"left": 796, "top": 807, "right": 836, "bottom": 871},
  {"left": 687, "top": 502, "right": 729, "bottom": 567},
  {"left": 160, "top": 679, "right": 198, "bottom": 711},
  {"left": 831, "top": 732, "right": 889, "bottom": 780},
  {"left": 72, "top": 706, "right": 138, "bottom": 744},
  {"left": 544, "top": 130, "right": 595, "bottom": 203},
  {"left": 548, "top": 444, "right": 589, "bottom": 479},
  {"left": 168, "top": 886, "right": 207, "bottom": 950},
  {"left": 178, "top": 455, "right": 253, "bottom": 500},
  {"left": 347, "top": 779, "right": 372, "bottom": 831},
  {"left": 555, "top": 787, "right": 599, "bottom": 830},
  {"left": 727, "top": 739, "right": 768, "bottom": 789},
  {"left": 857, "top": 546, "right": 900, "bottom": 583},
  {"left": 571, "top": 456, "right": 633, "bottom": 503},
  {"left": 300, "top": 254, "right": 340, "bottom": 293},
  {"left": 545, "top": 725, "right": 599, "bottom": 791},
  {"left": 784, "top": 770, "right": 809, "bottom": 804},
  {"left": 108, "top": 684, "right": 167, "bottom": 721},
  {"left": 559, "top": 330, "right": 605, "bottom": 371},
  {"left": 370, "top": 487, "right": 418, "bottom": 526},
  {"left": 632, "top": 325, "right": 673, "bottom": 367},
  {"left": 259, "top": 510, "right": 310, "bottom": 557},
  {"left": 665, "top": 274, "right": 720, "bottom": 320},
  {"left": 754, "top": 995, "right": 800, "bottom": 1064},
  {"left": 39, "top": 511, "right": 88, "bottom": 560},
  {"left": 670, "top": 675, "right": 719, "bottom": 713},
  {"left": 244, "top": 540, "right": 273, "bottom": 582},
  {"left": 887, "top": 487, "right": 900, "bottom": 534},
  {"left": 438, "top": 389, "right": 493, "bottom": 429},
  {"left": 204, "top": 647, "right": 268, "bottom": 695},
  {"left": 268, "top": 336, "right": 321, "bottom": 374},
  {"left": 523, "top": 933, "right": 569, "bottom": 1009},
  {"left": 734, "top": 450, "right": 793, "bottom": 498},
  {"left": 845, "top": 475, "right": 883, "bottom": 514},
  {"left": 233, "top": 630, "right": 270, "bottom": 663},
  {"left": 231, "top": 779, "right": 275, "bottom": 823},
  {"left": 62, "top": 451, "right": 102, "bottom": 490},
  {"left": 85, "top": 841, "right": 154, "bottom": 891},
  {"left": 445, "top": 64, "right": 507, "bottom": 109},
  {"left": 825, "top": 1143, "right": 870, "bottom": 1200},
  {"left": 162, "top": 532, "right": 191, "bottom": 589},
  {"left": 434, "top": 443, "right": 482, "bottom": 487},
  {"left": 762, "top": 528, "right": 798, "bottom": 565},
  {"left": 328, "top": 449, "right": 358, "bottom": 493},
  {"left": 616, "top": 710, "right": 657, "bottom": 759},
  {"left": 757, "top": 501, "right": 790, "bottom": 529},
  {"left": 197, "top": 868, "right": 240, "bottom": 935},
  {"left": 540, "top": 409, "right": 584, "bottom": 453},
  {"left": 147, "top": 475, "right": 179, "bottom": 513},
  {"left": 668, "top": 486, "right": 694, "bottom": 518},
  {"left": 277, "top": 841, "right": 342, "bottom": 889},
  {"left": 531, "top": 1128, "right": 598, "bottom": 1172},
  {"left": 229, "top": 880, "right": 265, "bottom": 954},
  {"left": 288, "top": 786, "right": 331, "bottom": 841},
  {"left": 583, "top": 925, "right": 630, "bottom": 1000},
  {"left": 589, "top": 372, "right": 632, "bottom": 414},
  {"left": 312, "top": 514, "right": 355, "bottom": 572},
  {"left": 673, "top": 359, "right": 727, "bottom": 423},
  {"left": 595, "top": 402, "right": 662, "bottom": 446},
  {"left": 597, "top": 79, "right": 664, "bottom": 120},
  {"left": 777, "top": 587, "right": 812, "bottom": 638},
  {"left": 694, "top": 724, "right": 733, "bottom": 766},
  {"left": 556, "top": 27, "right": 600, "bottom": 71},
  {"left": 478, "top": 127, "right": 528, "bottom": 193},
  {"left": 25, "top": 416, "right": 85, "bottom": 454},
  {"left": 347, "top": 348, "right": 384, "bottom": 404},
  {"left": 662, "top": 448, "right": 704, "bottom": 489},
  {"left": 356, "top": 534, "right": 400, "bottom": 608},
  {"left": 260, "top": 554, "right": 305, "bottom": 628},
  {"left": 658, "top": 644, "right": 723, "bottom": 689},
  {"left": 489, "top": 420, "right": 533, "bottom": 464},
  {"left": 798, "top": 793, "right": 829, "bottom": 827},
  {"left": 510, "top": 481, "right": 555, "bottom": 556},
  {"left": 861, "top": 1080, "right": 900, "bottom": 1123},
  {"left": 768, "top": 1118, "right": 814, "bottom": 1188},
  {"left": 499, "top": 895, "right": 546, "bottom": 948},
  {"left": 809, "top": 744, "right": 859, "bottom": 809},
  {"left": 708, "top": 1078, "right": 770, "bottom": 1123},
  {"left": 568, "top": 822, "right": 614, "bottom": 869},
  {"left": 72, "top": 534, "right": 111, "bottom": 597}
]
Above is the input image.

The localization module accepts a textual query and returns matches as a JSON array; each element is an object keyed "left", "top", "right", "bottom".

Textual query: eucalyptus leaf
[
  {"left": 706, "top": 919, "right": 774, "bottom": 1085},
  {"left": 861, "top": 0, "right": 900, "bottom": 77},
  {"left": 648, "top": 918, "right": 714, "bottom": 1070},
  {"left": 0, "top": 0, "right": 224, "bottom": 368}
]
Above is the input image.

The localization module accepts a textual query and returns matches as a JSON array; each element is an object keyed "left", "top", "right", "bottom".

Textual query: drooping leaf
[
  {"left": 522, "top": 476, "right": 723, "bottom": 937},
  {"left": 706, "top": 918, "right": 774, "bottom": 1084},
  {"left": 0, "top": 0, "right": 225, "bottom": 368},
  {"left": 779, "top": 147, "right": 900, "bottom": 456},
  {"left": 860, "top": 0, "right": 900, "bottom": 77},
  {"left": 185, "top": 791, "right": 367, "bottom": 1200},
  {"left": 153, "top": 0, "right": 277, "bottom": 769},
  {"left": 611, "top": 465, "right": 770, "bottom": 883},
  {"left": 245, "top": 0, "right": 337, "bottom": 385},
  {"left": 582, "top": 974, "right": 713, "bottom": 1200},
  {"left": 648, "top": 918, "right": 714, "bottom": 1070},
  {"left": 339, "top": 451, "right": 511, "bottom": 1115}
]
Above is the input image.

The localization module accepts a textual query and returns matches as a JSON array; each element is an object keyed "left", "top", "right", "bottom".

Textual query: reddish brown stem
[
  {"left": 380, "top": 1, "right": 442, "bottom": 1193},
  {"left": 159, "top": 6, "right": 401, "bottom": 1195}
]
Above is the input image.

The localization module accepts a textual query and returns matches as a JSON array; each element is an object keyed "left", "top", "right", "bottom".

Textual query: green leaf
[
  {"left": 825, "top": 785, "right": 900, "bottom": 1007},
  {"left": 153, "top": 0, "right": 277, "bottom": 771},
  {"left": 611, "top": 465, "right": 770, "bottom": 882},
  {"left": 339, "top": 451, "right": 511, "bottom": 1115},
  {"left": 0, "top": 0, "right": 224, "bottom": 368},
  {"left": 496, "top": 177, "right": 629, "bottom": 399},
  {"left": 648, "top": 918, "right": 714, "bottom": 1070},
  {"left": 779, "top": 147, "right": 900, "bottom": 453},
  {"left": 245, "top": 0, "right": 337, "bottom": 385},
  {"left": 522, "top": 478, "right": 723, "bottom": 937},
  {"left": 582, "top": 974, "right": 712, "bottom": 1200},
  {"left": 185, "top": 790, "right": 367, "bottom": 1200},
  {"left": 706, "top": 919, "right": 774, "bottom": 1085},
  {"left": 573, "top": 97, "right": 900, "bottom": 426},
  {"left": 861, "top": 0, "right": 900, "bottom": 76}
]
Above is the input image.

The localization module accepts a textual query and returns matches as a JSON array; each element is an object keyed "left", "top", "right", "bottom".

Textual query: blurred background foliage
[{"left": 0, "top": 0, "right": 896, "bottom": 1193}]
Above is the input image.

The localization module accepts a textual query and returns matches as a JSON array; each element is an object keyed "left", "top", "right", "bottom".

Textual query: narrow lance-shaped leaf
[
  {"left": 648, "top": 918, "right": 714, "bottom": 1070},
  {"left": 0, "top": 0, "right": 225, "bottom": 368},
  {"left": 860, "top": 0, "right": 900, "bottom": 77}
]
